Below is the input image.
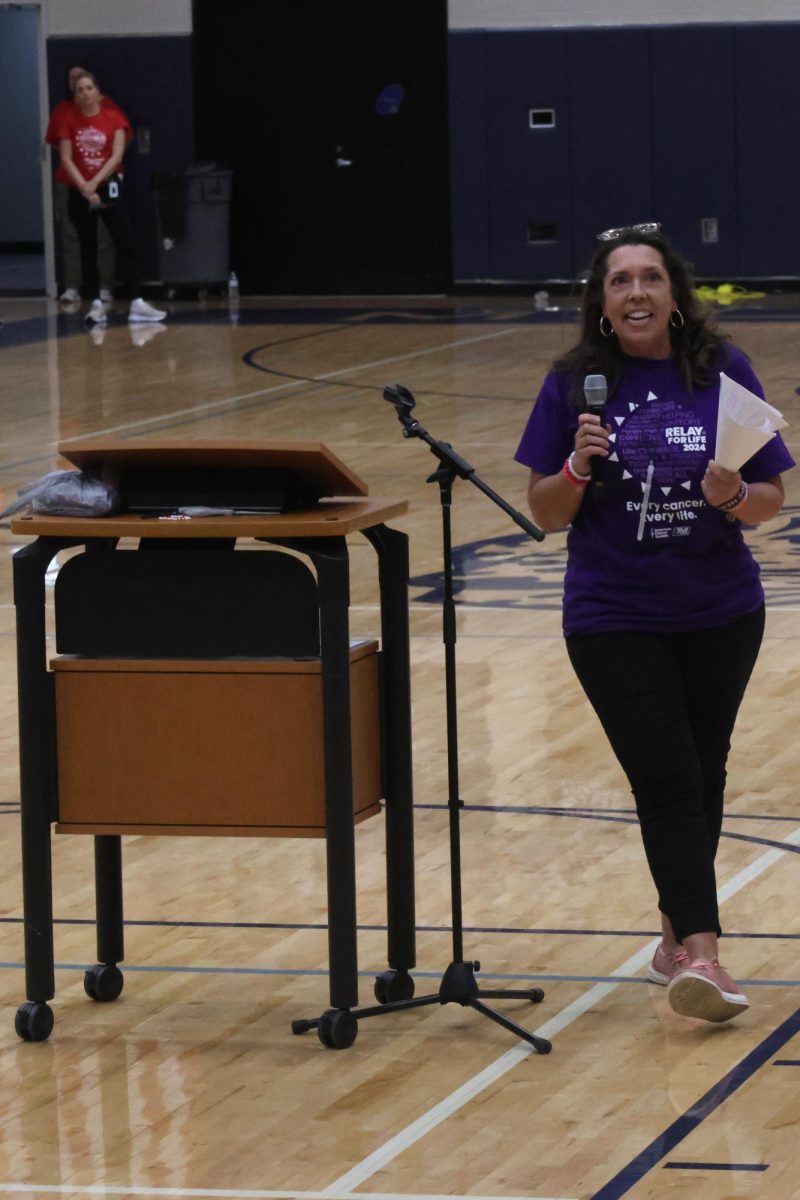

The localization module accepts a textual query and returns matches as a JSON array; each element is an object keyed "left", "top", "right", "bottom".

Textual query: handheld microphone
[{"left": 583, "top": 374, "right": 608, "bottom": 498}]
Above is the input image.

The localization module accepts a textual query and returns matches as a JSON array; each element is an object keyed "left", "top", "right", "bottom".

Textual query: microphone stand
[{"left": 307, "top": 384, "right": 551, "bottom": 1052}]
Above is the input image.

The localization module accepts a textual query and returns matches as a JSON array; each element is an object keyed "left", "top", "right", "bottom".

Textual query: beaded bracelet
[
  {"left": 562, "top": 452, "right": 590, "bottom": 488},
  {"left": 714, "top": 482, "right": 748, "bottom": 512}
]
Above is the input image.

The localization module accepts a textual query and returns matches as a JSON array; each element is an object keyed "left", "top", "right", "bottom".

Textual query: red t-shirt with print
[{"left": 51, "top": 101, "right": 132, "bottom": 186}]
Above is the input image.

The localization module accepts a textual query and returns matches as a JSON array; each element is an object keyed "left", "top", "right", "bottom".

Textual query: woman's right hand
[{"left": 573, "top": 411, "right": 610, "bottom": 476}]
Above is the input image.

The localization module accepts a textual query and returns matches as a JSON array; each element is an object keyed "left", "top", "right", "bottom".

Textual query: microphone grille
[{"left": 584, "top": 373, "right": 608, "bottom": 409}]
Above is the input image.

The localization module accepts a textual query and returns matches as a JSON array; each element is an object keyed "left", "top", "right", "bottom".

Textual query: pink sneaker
[
  {"left": 667, "top": 959, "right": 749, "bottom": 1023},
  {"left": 647, "top": 943, "right": 689, "bottom": 986}
]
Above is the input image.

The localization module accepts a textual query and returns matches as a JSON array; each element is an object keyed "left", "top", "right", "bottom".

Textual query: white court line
[
  {"left": 1, "top": 837, "right": 796, "bottom": 1200},
  {"left": 0, "top": 1190, "right": 573, "bottom": 1200},
  {"left": 58, "top": 328, "right": 521, "bottom": 443},
  {"left": 718, "top": 824, "right": 800, "bottom": 899},
  {"left": 324, "top": 823, "right": 800, "bottom": 1194}
]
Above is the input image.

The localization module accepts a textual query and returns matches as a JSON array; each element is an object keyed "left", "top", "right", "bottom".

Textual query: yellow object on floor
[{"left": 696, "top": 283, "right": 767, "bottom": 304}]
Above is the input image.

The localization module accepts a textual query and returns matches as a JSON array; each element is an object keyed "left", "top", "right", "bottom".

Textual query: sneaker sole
[
  {"left": 667, "top": 972, "right": 749, "bottom": 1023},
  {"left": 128, "top": 315, "right": 166, "bottom": 323},
  {"left": 646, "top": 967, "right": 670, "bottom": 986}
]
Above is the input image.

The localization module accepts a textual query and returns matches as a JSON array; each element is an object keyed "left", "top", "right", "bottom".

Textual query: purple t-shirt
[{"left": 515, "top": 346, "right": 794, "bottom": 636}]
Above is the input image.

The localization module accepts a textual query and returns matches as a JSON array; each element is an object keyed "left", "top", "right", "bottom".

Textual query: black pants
[
  {"left": 67, "top": 186, "right": 138, "bottom": 299},
  {"left": 566, "top": 606, "right": 765, "bottom": 942}
]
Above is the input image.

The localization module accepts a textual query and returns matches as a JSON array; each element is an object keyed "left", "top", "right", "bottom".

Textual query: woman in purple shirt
[{"left": 515, "top": 224, "right": 793, "bottom": 1023}]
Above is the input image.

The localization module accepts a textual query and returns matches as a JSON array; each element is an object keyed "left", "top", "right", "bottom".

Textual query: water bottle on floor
[{"left": 228, "top": 271, "right": 240, "bottom": 325}]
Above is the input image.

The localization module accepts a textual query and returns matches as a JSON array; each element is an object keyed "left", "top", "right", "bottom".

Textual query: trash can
[{"left": 153, "top": 163, "right": 232, "bottom": 288}]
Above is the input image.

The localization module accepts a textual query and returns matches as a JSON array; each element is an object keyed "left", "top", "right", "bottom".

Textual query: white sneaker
[
  {"left": 128, "top": 297, "right": 167, "bottom": 323},
  {"left": 84, "top": 299, "right": 108, "bottom": 325},
  {"left": 60, "top": 288, "right": 81, "bottom": 303},
  {"left": 99, "top": 288, "right": 114, "bottom": 303}
]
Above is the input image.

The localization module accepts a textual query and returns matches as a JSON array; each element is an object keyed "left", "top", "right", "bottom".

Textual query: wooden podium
[{"left": 11, "top": 440, "right": 415, "bottom": 1047}]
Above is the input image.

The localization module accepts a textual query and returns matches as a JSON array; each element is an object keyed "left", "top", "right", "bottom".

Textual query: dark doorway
[{"left": 194, "top": 0, "right": 451, "bottom": 294}]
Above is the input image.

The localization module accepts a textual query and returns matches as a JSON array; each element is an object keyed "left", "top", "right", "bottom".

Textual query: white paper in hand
[{"left": 715, "top": 373, "right": 788, "bottom": 471}]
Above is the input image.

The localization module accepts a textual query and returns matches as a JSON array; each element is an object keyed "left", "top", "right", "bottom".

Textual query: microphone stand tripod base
[{"left": 291, "top": 962, "right": 552, "bottom": 1053}]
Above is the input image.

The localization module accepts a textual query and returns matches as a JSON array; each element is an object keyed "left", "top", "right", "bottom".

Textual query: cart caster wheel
[
  {"left": 374, "top": 970, "right": 415, "bottom": 1004},
  {"left": 317, "top": 1008, "right": 357, "bottom": 1049},
  {"left": 15, "top": 1001, "right": 54, "bottom": 1042},
  {"left": 84, "top": 964, "right": 124, "bottom": 1003},
  {"left": 530, "top": 987, "right": 545, "bottom": 1004}
]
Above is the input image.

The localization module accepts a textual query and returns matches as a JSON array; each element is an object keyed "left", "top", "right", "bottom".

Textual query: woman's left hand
[{"left": 702, "top": 460, "right": 741, "bottom": 509}]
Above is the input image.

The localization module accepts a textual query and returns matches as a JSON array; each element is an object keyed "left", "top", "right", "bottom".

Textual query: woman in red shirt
[
  {"left": 55, "top": 72, "right": 165, "bottom": 325},
  {"left": 45, "top": 64, "right": 130, "bottom": 303}
]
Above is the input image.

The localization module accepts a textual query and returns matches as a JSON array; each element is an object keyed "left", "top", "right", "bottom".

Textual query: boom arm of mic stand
[
  {"left": 388, "top": 401, "right": 545, "bottom": 544},
  {"left": 468, "top": 470, "right": 545, "bottom": 543}
]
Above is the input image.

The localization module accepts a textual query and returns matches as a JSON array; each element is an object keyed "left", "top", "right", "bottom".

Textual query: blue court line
[
  {"left": 423, "top": 802, "right": 800, "bottom": 856},
  {"left": 773, "top": 1058, "right": 800, "bottom": 1065},
  {"left": 1, "top": 914, "right": 799, "bottom": 941},
  {"left": 734, "top": 979, "right": 800, "bottom": 988},
  {"left": 589, "top": 1006, "right": 800, "bottom": 1200},
  {"left": 502, "top": 805, "right": 800, "bottom": 823},
  {"left": 663, "top": 1162, "right": 767, "bottom": 1172},
  {"left": 242, "top": 341, "right": 534, "bottom": 406},
  {"left": 0, "top": 961, "right": 797, "bottom": 988}
]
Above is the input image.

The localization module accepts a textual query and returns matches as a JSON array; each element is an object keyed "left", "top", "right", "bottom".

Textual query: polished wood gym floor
[{"left": 0, "top": 292, "right": 798, "bottom": 1200}]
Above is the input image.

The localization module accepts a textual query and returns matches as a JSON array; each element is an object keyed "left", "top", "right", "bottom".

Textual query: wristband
[
  {"left": 566, "top": 456, "right": 592, "bottom": 484},
  {"left": 562, "top": 452, "right": 591, "bottom": 487},
  {"left": 714, "top": 482, "right": 748, "bottom": 512}
]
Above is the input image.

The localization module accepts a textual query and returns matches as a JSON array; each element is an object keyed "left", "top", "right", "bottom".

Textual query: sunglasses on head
[{"left": 596, "top": 222, "right": 662, "bottom": 243}]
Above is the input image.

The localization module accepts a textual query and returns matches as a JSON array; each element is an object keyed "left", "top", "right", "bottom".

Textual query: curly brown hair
[{"left": 555, "top": 229, "right": 730, "bottom": 403}]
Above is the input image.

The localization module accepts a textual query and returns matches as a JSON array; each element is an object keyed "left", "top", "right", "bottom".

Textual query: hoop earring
[
  {"left": 599, "top": 315, "right": 614, "bottom": 338},
  {"left": 670, "top": 308, "right": 685, "bottom": 329}
]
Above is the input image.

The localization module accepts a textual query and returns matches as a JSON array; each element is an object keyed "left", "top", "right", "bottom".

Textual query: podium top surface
[
  {"left": 10, "top": 496, "right": 408, "bottom": 540},
  {"left": 58, "top": 438, "right": 370, "bottom": 498}
]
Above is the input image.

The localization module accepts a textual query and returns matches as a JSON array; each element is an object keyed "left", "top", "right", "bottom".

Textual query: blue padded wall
[
  {"left": 485, "top": 30, "right": 572, "bottom": 280},
  {"left": 46, "top": 36, "right": 196, "bottom": 282},
  {"left": 567, "top": 28, "right": 653, "bottom": 273},
  {"left": 735, "top": 24, "right": 800, "bottom": 277},
  {"left": 449, "top": 21, "right": 800, "bottom": 282},
  {"left": 651, "top": 25, "right": 738, "bottom": 277},
  {"left": 448, "top": 31, "right": 491, "bottom": 280}
]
